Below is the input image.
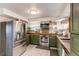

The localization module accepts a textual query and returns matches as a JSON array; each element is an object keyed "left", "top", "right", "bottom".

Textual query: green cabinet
[
  {"left": 57, "top": 38, "right": 70, "bottom": 56},
  {"left": 64, "top": 48, "right": 70, "bottom": 56},
  {"left": 57, "top": 39, "right": 62, "bottom": 56},
  {"left": 70, "top": 34, "right": 79, "bottom": 55},
  {"left": 70, "top": 4, "right": 79, "bottom": 55},
  {"left": 30, "top": 35, "right": 39, "bottom": 45},
  {"left": 25, "top": 34, "right": 30, "bottom": 45},
  {"left": 70, "top": 51, "right": 77, "bottom": 56},
  {"left": 49, "top": 35, "right": 57, "bottom": 47}
]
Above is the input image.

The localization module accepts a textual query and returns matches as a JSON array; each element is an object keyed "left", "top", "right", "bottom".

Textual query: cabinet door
[
  {"left": 49, "top": 35, "right": 57, "bottom": 47},
  {"left": 31, "top": 35, "right": 39, "bottom": 45},
  {"left": 64, "top": 49, "right": 70, "bottom": 56},
  {"left": 71, "top": 4, "right": 79, "bottom": 33},
  {"left": 25, "top": 34, "right": 30, "bottom": 45},
  {"left": 70, "top": 34, "right": 79, "bottom": 55},
  {"left": 57, "top": 40, "right": 62, "bottom": 56},
  {"left": 70, "top": 51, "right": 77, "bottom": 56},
  {"left": 64, "top": 51, "right": 69, "bottom": 56}
]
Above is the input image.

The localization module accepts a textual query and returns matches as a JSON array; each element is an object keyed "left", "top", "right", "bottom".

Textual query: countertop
[
  {"left": 26, "top": 32, "right": 56, "bottom": 35},
  {"left": 57, "top": 36, "right": 70, "bottom": 53}
]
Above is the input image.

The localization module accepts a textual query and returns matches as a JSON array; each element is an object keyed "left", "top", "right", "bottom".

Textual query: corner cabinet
[
  {"left": 49, "top": 35, "right": 57, "bottom": 47},
  {"left": 70, "top": 4, "right": 79, "bottom": 56}
]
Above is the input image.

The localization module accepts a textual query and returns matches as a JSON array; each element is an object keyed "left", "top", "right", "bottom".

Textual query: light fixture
[
  {"left": 30, "top": 10, "right": 40, "bottom": 14},
  {"left": 27, "top": 8, "right": 40, "bottom": 15},
  {"left": 30, "top": 10, "right": 37, "bottom": 14}
]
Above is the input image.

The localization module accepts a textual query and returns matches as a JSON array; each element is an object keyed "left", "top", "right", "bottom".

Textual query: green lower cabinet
[
  {"left": 57, "top": 39, "right": 70, "bottom": 56},
  {"left": 57, "top": 40, "right": 62, "bottom": 56},
  {"left": 70, "top": 51, "right": 77, "bottom": 56},
  {"left": 65, "top": 53, "right": 69, "bottom": 56},
  {"left": 30, "top": 35, "right": 39, "bottom": 45},
  {"left": 65, "top": 52, "right": 70, "bottom": 56},
  {"left": 70, "top": 34, "right": 79, "bottom": 56},
  {"left": 25, "top": 35, "right": 30, "bottom": 45},
  {"left": 49, "top": 35, "right": 57, "bottom": 47},
  {"left": 64, "top": 49, "right": 70, "bottom": 56}
]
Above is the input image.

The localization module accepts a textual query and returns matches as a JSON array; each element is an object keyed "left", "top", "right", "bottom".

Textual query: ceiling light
[
  {"left": 27, "top": 8, "right": 40, "bottom": 15},
  {"left": 30, "top": 10, "right": 37, "bottom": 14}
]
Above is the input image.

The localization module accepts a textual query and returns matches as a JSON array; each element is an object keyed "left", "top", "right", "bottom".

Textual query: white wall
[
  {"left": 56, "top": 18, "right": 68, "bottom": 31},
  {"left": 29, "top": 17, "right": 58, "bottom": 33},
  {"left": 29, "top": 17, "right": 56, "bottom": 22},
  {"left": 29, "top": 21, "right": 40, "bottom": 31},
  {"left": 61, "top": 3, "right": 70, "bottom": 17}
]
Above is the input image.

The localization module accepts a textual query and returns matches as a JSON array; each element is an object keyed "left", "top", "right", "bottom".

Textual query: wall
[
  {"left": 61, "top": 3, "right": 70, "bottom": 17},
  {"left": 29, "top": 17, "right": 57, "bottom": 33},
  {"left": 29, "top": 17, "right": 56, "bottom": 22},
  {"left": 57, "top": 18, "right": 68, "bottom": 31},
  {"left": 29, "top": 21, "right": 40, "bottom": 31}
]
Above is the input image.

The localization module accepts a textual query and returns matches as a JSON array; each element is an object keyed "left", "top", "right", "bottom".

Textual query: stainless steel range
[{"left": 40, "top": 35, "right": 49, "bottom": 47}]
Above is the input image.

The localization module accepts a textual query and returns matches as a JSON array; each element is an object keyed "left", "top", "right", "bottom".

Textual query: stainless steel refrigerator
[{"left": 0, "top": 21, "right": 13, "bottom": 56}]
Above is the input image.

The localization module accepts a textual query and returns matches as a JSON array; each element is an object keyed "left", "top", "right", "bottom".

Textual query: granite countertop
[{"left": 57, "top": 36, "right": 70, "bottom": 53}]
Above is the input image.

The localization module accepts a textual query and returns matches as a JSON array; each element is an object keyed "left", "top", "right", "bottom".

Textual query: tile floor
[{"left": 22, "top": 45, "right": 50, "bottom": 56}]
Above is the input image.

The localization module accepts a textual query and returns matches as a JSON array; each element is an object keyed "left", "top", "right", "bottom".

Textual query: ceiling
[{"left": 0, "top": 3, "right": 70, "bottom": 20}]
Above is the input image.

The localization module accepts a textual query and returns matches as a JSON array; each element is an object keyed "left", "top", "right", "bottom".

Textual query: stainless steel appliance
[{"left": 40, "top": 35, "right": 49, "bottom": 47}]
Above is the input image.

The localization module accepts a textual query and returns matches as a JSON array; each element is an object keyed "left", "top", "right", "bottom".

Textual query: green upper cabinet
[
  {"left": 70, "top": 4, "right": 79, "bottom": 56},
  {"left": 49, "top": 35, "right": 57, "bottom": 47},
  {"left": 30, "top": 35, "right": 39, "bottom": 45},
  {"left": 71, "top": 4, "right": 79, "bottom": 33}
]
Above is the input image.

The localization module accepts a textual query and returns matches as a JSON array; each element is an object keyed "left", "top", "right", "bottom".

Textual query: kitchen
[{"left": 0, "top": 3, "right": 79, "bottom": 56}]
